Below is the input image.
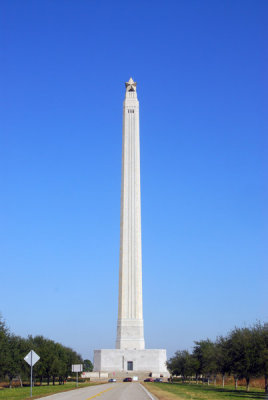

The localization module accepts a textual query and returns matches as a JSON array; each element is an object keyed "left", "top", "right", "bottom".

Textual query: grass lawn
[
  {"left": 0, "top": 382, "right": 95, "bottom": 400},
  {"left": 143, "top": 382, "right": 267, "bottom": 400}
]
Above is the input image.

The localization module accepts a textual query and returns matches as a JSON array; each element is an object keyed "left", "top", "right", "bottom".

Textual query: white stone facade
[
  {"left": 93, "top": 79, "right": 169, "bottom": 377},
  {"left": 94, "top": 349, "right": 169, "bottom": 377},
  {"left": 116, "top": 78, "right": 145, "bottom": 350}
]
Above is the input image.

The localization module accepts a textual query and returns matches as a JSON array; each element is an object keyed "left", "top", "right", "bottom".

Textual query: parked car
[
  {"left": 123, "top": 377, "right": 132, "bottom": 382},
  {"left": 144, "top": 378, "right": 153, "bottom": 382},
  {"left": 154, "top": 378, "right": 163, "bottom": 382},
  {"left": 108, "top": 378, "right": 116, "bottom": 382}
]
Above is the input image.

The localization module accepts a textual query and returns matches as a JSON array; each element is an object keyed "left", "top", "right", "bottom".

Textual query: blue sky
[{"left": 0, "top": 0, "right": 267, "bottom": 361}]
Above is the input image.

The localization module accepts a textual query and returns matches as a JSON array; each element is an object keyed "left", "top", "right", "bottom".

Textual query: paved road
[{"left": 41, "top": 382, "right": 156, "bottom": 400}]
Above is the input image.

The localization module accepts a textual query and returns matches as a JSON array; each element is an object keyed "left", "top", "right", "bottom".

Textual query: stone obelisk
[
  {"left": 116, "top": 78, "right": 145, "bottom": 350},
  {"left": 93, "top": 78, "right": 169, "bottom": 378}
]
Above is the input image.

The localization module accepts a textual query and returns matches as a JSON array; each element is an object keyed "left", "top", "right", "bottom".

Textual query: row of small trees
[
  {"left": 167, "top": 323, "right": 268, "bottom": 392},
  {"left": 0, "top": 316, "right": 85, "bottom": 387}
]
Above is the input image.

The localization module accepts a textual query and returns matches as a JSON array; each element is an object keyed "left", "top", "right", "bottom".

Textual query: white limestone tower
[
  {"left": 93, "top": 78, "right": 169, "bottom": 377},
  {"left": 116, "top": 78, "right": 145, "bottom": 350}
]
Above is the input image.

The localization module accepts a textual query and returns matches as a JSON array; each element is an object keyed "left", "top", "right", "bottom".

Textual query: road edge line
[{"left": 139, "top": 383, "right": 157, "bottom": 400}]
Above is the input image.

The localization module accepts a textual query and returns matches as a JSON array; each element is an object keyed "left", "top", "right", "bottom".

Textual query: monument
[{"left": 93, "top": 78, "right": 169, "bottom": 378}]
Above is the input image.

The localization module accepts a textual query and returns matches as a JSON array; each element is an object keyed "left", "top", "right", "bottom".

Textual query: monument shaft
[
  {"left": 93, "top": 79, "right": 169, "bottom": 378},
  {"left": 116, "top": 78, "right": 145, "bottom": 350}
]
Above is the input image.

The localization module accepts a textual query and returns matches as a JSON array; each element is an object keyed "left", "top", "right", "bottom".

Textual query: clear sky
[{"left": 1, "top": 0, "right": 267, "bottom": 361}]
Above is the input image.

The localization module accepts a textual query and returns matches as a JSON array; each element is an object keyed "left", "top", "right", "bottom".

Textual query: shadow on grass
[
  {"left": 161, "top": 383, "right": 266, "bottom": 400},
  {"left": 206, "top": 388, "right": 265, "bottom": 400}
]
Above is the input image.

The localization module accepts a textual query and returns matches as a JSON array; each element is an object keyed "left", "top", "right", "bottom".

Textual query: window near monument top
[
  {"left": 127, "top": 361, "right": 133, "bottom": 371},
  {"left": 128, "top": 109, "right": 134, "bottom": 113}
]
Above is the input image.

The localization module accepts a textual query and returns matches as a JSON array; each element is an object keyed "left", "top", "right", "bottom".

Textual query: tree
[
  {"left": 167, "top": 351, "right": 185, "bottom": 377},
  {"left": 51, "top": 358, "right": 62, "bottom": 385},
  {"left": 0, "top": 315, "right": 84, "bottom": 388},
  {"left": 29, "top": 336, "right": 56, "bottom": 385},
  {"left": 193, "top": 340, "right": 217, "bottom": 384},
  {"left": 188, "top": 353, "right": 200, "bottom": 383},
  {"left": 0, "top": 316, "right": 10, "bottom": 381},
  {"left": 62, "top": 346, "right": 83, "bottom": 382},
  {"left": 166, "top": 322, "right": 268, "bottom": 393},
  {"left": 29, "top": 335, "right": 47, "bottom": 385},
  {"left": 6, "top": 335, "right": 29, "bottom": 387},
  {"left": 215, "top": 336, "right": 231, "bottom": 387},
  {"left": 255, "top": 323, "right": 268, "bottom": 393},
  {"left": 228, "top": 326, "right": 262, "bottom": 391},
  {"left": 167, "top": 351, "right": 198, "bottom": 381},
  {"left": 262, "top": 326, "right": 268, "bottom": 393},
  {"left": 83, "top": 359, "right": 93, "bottom": 372}
]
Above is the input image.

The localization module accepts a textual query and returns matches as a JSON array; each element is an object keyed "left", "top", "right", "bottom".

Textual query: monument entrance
[{"left": 127, "top": 361, "right": 133, "bottom": 371}]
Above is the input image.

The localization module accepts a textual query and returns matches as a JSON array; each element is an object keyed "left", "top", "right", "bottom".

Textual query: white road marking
[{"left": 139, "top": 383, "right": 156, "bottom": 400}]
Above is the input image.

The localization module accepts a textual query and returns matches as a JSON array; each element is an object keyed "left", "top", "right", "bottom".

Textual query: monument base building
[
  {"left": 93, "top": 78, "right": 169, "bottom": 379},
  {"left": 93, "top": 349, "right": 169, "bottom": 378}
]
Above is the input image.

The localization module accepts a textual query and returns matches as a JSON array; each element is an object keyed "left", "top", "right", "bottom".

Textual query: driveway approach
[{"left": 41, "top": 382, "right": 156, "bottom": 400}]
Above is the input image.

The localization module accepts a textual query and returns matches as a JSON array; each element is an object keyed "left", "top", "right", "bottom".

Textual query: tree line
[
  {"left": 0, "top": 316, "right": 90, "bottom": 387},
  {"left": 167, "top": 323, "right": 268, "bottom": 392}
]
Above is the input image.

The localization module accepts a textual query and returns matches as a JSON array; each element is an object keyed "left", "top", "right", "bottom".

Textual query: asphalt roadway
[{"left": 41, "top": 382, "right": 157, "bottom": 400}]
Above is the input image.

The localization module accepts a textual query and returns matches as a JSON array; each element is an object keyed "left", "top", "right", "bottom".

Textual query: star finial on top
[{"left": 125, "top": 77, "right": 137, "bottom": 92}]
